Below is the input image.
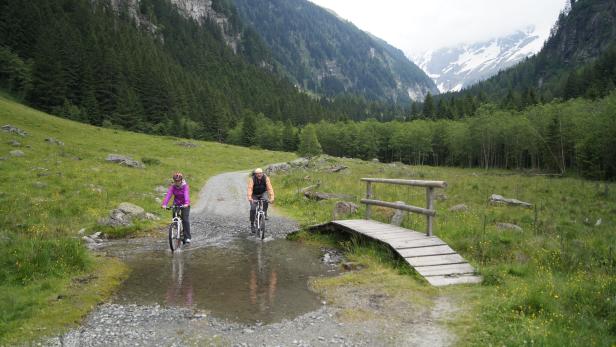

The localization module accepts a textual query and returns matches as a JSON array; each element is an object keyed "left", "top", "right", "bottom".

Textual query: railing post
[
  {"left": 365, "top": 181, "right": 372, "bottom": 220},
  {"left": 426, "top": 187, "right": 434, "bottom": 236}
]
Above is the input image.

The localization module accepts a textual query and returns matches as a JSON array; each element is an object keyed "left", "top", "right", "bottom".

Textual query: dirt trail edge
[{"left": 44, "top": 171, "right": 458, "bottom": 347}]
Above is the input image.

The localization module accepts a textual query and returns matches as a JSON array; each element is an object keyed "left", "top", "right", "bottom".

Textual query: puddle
[{"left": 112, "top": 238, "right": 336, "bottom": 323}]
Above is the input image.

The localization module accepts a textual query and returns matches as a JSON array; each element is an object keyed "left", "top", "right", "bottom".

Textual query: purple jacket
[{"left": 162, "top": 181, "right": 190, "bottom": 206}]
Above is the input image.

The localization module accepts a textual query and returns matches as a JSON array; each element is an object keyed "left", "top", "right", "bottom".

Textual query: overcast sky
[{"left": 308, "top": 0, "right": 566, "bottom": 57}]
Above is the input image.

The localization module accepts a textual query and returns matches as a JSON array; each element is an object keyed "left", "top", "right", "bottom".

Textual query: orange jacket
[{"left": 247, "top": 175, "right": 275, "bottom": 201}]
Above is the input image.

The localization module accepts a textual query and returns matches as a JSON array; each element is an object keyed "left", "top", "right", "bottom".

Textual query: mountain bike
[
  {"left": 255, "top": 198, "right": 268, "bottom": 240},
  {"left": 167, "top": 205, "right": 185, "bottom": 252}
]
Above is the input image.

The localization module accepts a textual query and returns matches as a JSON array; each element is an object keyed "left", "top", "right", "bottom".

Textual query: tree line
[{"left": 228, "top": 92, "right": 616, "bottom": 180}]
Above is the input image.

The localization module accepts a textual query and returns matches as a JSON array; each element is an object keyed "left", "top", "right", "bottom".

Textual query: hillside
[
  {"left": 232, "top": 0, "right": 438, "bottom": 103},
  {"left": 0, "top": 95, "right": 295, "bottom": 343},
  {"left": 0, "top": 0, "right": 330, "bottom": 140}
]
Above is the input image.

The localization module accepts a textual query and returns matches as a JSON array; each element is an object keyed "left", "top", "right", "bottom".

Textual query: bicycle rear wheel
[{"left": 168, "top": 222, "right": 182, "bottom": 252}]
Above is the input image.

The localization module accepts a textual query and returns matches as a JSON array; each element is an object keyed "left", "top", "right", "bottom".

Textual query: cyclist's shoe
[
  {"left": 184, "top": 238, "right": 191, "bottom": 244},
  {"left": 265, "top": 213, "right": 269, "bottom": 221},
  {"left": 250, "top": 225, "right": 256, "bottom": 233}
]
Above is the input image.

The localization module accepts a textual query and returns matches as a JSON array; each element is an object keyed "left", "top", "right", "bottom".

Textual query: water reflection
[
  {"left": 165, "top": 254, "right": 194, "bottom": 307},
  {"left": 113, "top": 238, "right": 335, "bottom": 323}
]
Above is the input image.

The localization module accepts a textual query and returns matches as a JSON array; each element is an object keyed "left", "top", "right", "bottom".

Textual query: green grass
[
  {"left": 276, "top": 156, "right": 616, "bottom": 346},
  {"left": 0, "top": 96, "right": 295, "bottom": 343}
]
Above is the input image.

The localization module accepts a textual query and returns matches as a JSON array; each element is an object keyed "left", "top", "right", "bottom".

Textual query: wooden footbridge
[{"left": 309, "top": 178, "right": 482, "bottom": 287}]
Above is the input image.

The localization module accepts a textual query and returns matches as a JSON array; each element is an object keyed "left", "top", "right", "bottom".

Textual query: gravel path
[{"left": 43, "top": 171, "right": 457, "bottom": 347}]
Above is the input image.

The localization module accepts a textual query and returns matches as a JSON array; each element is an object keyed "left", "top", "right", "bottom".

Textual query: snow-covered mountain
[{"left": 413, "top": 27, "right": 546, "bottom": 93}]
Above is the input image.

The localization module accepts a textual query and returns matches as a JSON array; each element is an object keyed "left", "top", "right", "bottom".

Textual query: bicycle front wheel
[
  {"left": 168, "top": 222, "right": 182, "bottom": 252},
  {"left": 258, "top": 217, "right": 265, "bottom": 240}
]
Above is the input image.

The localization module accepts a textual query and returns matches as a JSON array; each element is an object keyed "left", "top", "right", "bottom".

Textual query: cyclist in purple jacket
[{"left": 161, "top": 172, "right": 191, "bottom": 243}]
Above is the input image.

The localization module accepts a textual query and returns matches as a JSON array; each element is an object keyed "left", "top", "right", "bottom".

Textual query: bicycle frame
[{"left": 168, "top": 205, "right": 184, "bottom": 252}]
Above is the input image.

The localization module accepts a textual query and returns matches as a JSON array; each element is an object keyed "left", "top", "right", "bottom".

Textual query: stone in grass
[
  {"left": 117, "top": 202, "right": 145, "bottom": 219},
  {"left": 390, "top": 201, "right": 406, "bottom": 226},
  {"left": 489, "top": 194, "right": 532, "bottom": 208},
  {"left": 449, "top": 204, "right": 468, "bottom": 212},
  {"left": 333, "top": 201, "right": 358, "bottom": 220},
  {"left": 496, "top": 223, "right": 523, "bottom": 232},
  {"left": 33, "top": 181, "right": 47, "bottom": 189},
  {"left": 176, "top": 141, "right": 198, "bottom": 148},
  {"left": 99, "top": 202, "right": 146, "bottom": 227},
  {"left": 265, "top": 162, "right": 291, "bottom": 175},
  {"left": 105, "top": 154, "right": 145, "bottom": 169},
  {"left": 1, "top": 124, "right": 28, "bottom": 137},
  {"left": 155, "top": 185, "right": 167, "bottom": 193},
  {"left": 10, "top": 150, "right": 24, "bottom": 157},
  {"left": 45, "top": 137, "right": 64, "bottom": 146},
  {"left": 8, "top": 140, "right": 21, "bottom": 147}
]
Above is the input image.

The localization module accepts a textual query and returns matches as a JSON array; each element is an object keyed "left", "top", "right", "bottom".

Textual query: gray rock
[
  {"left": 145, "top": 212, "right": 160, "bottom": 221},
  {"left": 342, "top": 262, "right": 364, "bottom": 271},
  {"left": 265, "top": 162, "right": 291, "bottom": 175},
  {"left": 155, "top": 185, "right": 167, "bottom": 193},
  {"left": 176, "top": 141, "right": 197, "bottom": 148},
  {"left": 106, "top": 154, "right": 145, "bottom": 169},
  {"left": 1, "top": 124, "right": 28, "bottom": 136},
  {"left": 328, "top": 165, "right": 347, "bottom": 173},
  {"left": 45, "top": 137, "right": 64, "bottom": 146},
  {"left": 436, "top": 193, "right": 448, "bottom": 201},
  {"left": 371, "top": 158, "right": 380, "bottom": 163},
  {"left": 496, "top": 223, "right": 523, "bottom": 232},
  {"left": 289, "top": 157, "right": 310, "bottom": 167},
  {"left": 8, "top": 140, "right": 21, "bottom": 147},
  {"left": 78, "top": 228, "right": 86, "bottom": 235},
  {"left": 10, "top": 150, "right": 24, "bottom": 157},
  {"left": 595, "top": 218, "right": 602, "bottom": 226},
  {"left": 118, "top": 202, "right": 145, "bottom": 219},
  {"left": 448, "top": 204, "right": 468, "bottom": 212},
  {"left": 304, "top": 191, "right": 354, "bottom": 201},
  {"left": 390, "top": 201, "right": 406, "bottom": 226},
  {"left": 333, "top": 201, "right": 358, "bottom": 219},
  {"left": 489, "top": 194, "right": 532, "bottom": 208}
]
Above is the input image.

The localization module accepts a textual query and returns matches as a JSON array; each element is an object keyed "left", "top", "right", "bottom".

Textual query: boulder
[
  {"left": 449, "top": 204, "right": 468, "bottom": 212},
  {"left": 333, "top": 201, "right": 358, "bottom": 219},
  {"left": 45, "top": 137, "right": 64, "bottom": 146},
  {"left": 489, "top": 194, "right": 532, "bottom": 208},
  {"left": 289, "top": 157, "right": 309, "bottom": 167},
  {"left": 8, "top": 140, "right": 20, "bottom": 147},
  {"left": 328, "top": 165, "right": 348, "bottom": 173},
  {"left": 175, "top": 141, "right": 198, "bottom": 148},
  {"left": 145, "top": 212, "right": 160, "bottom": 221},
  {"left": 265, "top": 162, "right": 291, "bottom": 175},
  {"left": 304, "top": 191, "right": 354, "bottom": 201},
  {"left": 99, "top": 202, "right": 146, "bottom": 227},
  {"left": 10, "top": 150, "right": 24, "bottom": 157},
  {"left": 106, "top": 154, "right": 145, "bottom": 169},
  {"left": 390, "top": 201, "right": 406, "bottom": 226},
  {"left": 1, "top": 124, "right": 28, "bottom": 137},
  {"left": 117, "top": 202, "right": 145, "bottom": 219},
  {"left": 371, "top": 158, "right": 380, "bottom": 163},
  {"left": 496, "top": 223, "right": 523, "bottom": 232}
]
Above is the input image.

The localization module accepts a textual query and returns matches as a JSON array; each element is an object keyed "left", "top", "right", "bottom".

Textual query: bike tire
[
  {"left": 168, "top": 222, "right": 181, "bottom": 252},
  {"left": 259, "top": 217, "right": 265, "bottom": 240}
]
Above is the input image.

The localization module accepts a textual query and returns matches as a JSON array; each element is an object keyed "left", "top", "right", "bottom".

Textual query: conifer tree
[{"left": 298, "top": 124, "right": 322, "bottom": 157}]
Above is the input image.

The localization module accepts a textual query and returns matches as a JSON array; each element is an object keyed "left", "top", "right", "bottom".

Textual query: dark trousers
[
  {"left": 174, "top": 206, "right": 191, "bottom": 240},
  {"left": 250, "top": 194, "right": 268, "bottom": 224}
]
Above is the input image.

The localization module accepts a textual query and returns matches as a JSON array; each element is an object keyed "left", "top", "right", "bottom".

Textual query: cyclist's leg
[
  {"left": 263, "top": 193, "right": 269, "bottom": 218},
  {"left": 250, "top": 195, "right": 258, "bottom": 225},
  {"left": 180, "top": 206, "right": 191, "bottom": 240}
]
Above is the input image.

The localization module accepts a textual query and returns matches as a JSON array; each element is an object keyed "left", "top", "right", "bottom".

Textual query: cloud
[{"left": 309, "top": 0, "right": 566, "bottom": 56}]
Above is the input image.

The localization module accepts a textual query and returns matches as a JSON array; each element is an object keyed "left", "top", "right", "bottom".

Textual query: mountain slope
[
  {"left": 415, "top": 27, "right": 544, "bottom": 92},
  {"left": 232, "top": 0, "right": 438, "bottom": 103},
  {"left": 455, "top": 0, "right": 616, "bottom": 104},
  {"left": 0, "top": 0, "right": 329, "bottom": 140}
]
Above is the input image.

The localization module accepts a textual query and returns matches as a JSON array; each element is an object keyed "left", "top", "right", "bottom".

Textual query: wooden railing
[{"left": 360, "top": 178, "right": 447, "bottom": 236}]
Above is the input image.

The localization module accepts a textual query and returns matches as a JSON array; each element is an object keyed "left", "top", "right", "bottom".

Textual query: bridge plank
[
  {"left": 388, "top": 238, "right": 446, "bottom": 249},
  {"left": 404, "top": 254, "right": 466, "bottom": 267},
  {"left": 397, "top": 245, "right": 456, "bottom": 258},
  {"left": 415, "top": 263, "right": 476, "bottom": 277},
  {"left": 425, "top": 274, "right": 483, "bottom": 286}
]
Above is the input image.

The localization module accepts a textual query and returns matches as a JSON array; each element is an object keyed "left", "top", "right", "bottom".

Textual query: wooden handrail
[
  {"left": 361, "top": 178, "right": 447, "bottom": 188},
  {"left": 361, "top": 177, "right": 446, "bottom": 236},
  {"left": 360, "top": 199, "right": 436, "bottom": 216}
]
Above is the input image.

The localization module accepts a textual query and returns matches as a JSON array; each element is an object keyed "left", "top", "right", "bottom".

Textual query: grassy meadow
[
  {"left": 275, "top": 156, "right": 616, "bottom": 346},
  {"left": 0, "top": 95, "right": 295, "bottom": 344}
]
